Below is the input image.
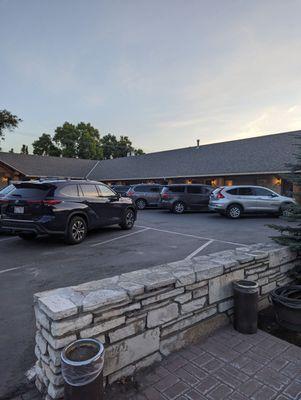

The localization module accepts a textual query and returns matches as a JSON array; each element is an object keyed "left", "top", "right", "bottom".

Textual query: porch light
[
  {"left": 273, "top": 177, "right": 282, "bottom": 186},
  {"left": 211, "top": 179, "right": 217, "bottom": 186}
]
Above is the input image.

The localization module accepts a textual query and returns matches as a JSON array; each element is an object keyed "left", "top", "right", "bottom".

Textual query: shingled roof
[
  {"left": 0, "top": 152, "right": 97, "bottom": 179},
  {"left": 0, "top": 131, "right": 299, "bottom": 181},
  {"left": 89, "top": 131, "right": 299, "bottom": 181}
]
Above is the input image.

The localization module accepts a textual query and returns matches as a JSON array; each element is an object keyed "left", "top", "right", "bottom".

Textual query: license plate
[{"left": 14, "top": 206, "right": 24, "bottom": 214}]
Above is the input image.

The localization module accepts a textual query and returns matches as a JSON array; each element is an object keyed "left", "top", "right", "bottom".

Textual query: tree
[
  {"left": 115, "top": 136, "right": 134, "bottom": 158},
  {"left": 134, "top": 148, "right": 145, "bottom": 156},
  {"left": 20, "top": 144, "right": 29, "bottom": 154},
  {"left": 9, "top": 148, "right": 14, "bottom": 153},
  {"left": 0, "top": 109, "right": 22, "bottom": 150},
  {"left": 32, "top": 133, "right": 61, "bottom": 156},
  {"left": 77, "top": 122, "right": 103, "bottom": 160},
  {"left": 269, "top": 133, "right": 301, "bottom": 251},
  {"left": 101, "top": 134, "right": 118, "bottom": 159}
]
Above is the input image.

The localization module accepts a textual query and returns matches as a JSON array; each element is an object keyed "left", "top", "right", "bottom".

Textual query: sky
[{"left": 1, "top": 0, "right": 301, "bottom": 154}]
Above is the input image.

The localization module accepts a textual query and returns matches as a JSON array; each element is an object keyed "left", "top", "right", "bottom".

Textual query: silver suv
[{"left": 209, "top": 185, "right": 295, "bottom": 219}]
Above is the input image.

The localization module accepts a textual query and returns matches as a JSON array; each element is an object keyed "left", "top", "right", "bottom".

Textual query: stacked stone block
[{"left": 33, "top": 243, "right": 298, "bottom": 399}]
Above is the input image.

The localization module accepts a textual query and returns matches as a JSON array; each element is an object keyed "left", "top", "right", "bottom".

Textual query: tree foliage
[
  {"left": 269, "top": 133, "right": 301, "bottom": 251},
  {"left": 21, "top": 144, "right": 29, "bottom": 154},
  {"left": 0, "top": 109, "right": 22, "bottom": 150},
  {"left": 32, "top": 122, "right": 144, "bottom": 160}
]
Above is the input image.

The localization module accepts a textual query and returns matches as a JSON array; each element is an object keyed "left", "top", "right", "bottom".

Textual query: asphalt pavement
[{"left": 0, "top": 209, "right": 286, "bottom": 399}]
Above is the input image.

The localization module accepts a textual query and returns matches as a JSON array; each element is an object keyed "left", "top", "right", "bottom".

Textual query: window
[
  {"left": 150, "top": 187, "right": 162, "bottom": 193},
  {"left": 226, "top": 188, "right": 239, "bottom": 195},
  {"left": 80, "top": 185, "right": 99, "bottom": 198},
  {"left": 187, "top": 186, "right": 203, "bottom": 194},
  {"left": 134, "top": 185, "right": 147, "bottom": 193},
  {"left": 97, "top": 184, "right": 116, "bottom": 197},
  {"left": 238, "top": 187, "right": 254, "bottom": 196},
  {"left": 253, "top": 187, "right": 275, "bottom": 197},
  {"left": 168, "top": 186, "right": 185, "bottom": 193},
  {"left": 58, "top": 185, "right": 79, "bottom": 197},
  {"left": 9, "top": 186, "right": 50, "bottom": 199}
]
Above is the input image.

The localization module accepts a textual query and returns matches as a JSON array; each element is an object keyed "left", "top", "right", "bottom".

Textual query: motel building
[{"left": 0, "top": 131, "right": 297, "bottom": 195}]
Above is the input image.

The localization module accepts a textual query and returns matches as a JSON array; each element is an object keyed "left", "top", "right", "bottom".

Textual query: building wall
[{"left": 0, "top": 164, "right": 22, "bottom": 188}]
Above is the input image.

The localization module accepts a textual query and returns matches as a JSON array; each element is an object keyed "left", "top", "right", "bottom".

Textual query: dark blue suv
[{"left": 0, "top": 180, "right": 137, "bottom": 244}]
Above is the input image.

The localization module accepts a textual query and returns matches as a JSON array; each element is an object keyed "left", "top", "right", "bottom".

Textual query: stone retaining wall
[{"left": 33, "top": 243, "right": 298, "bottom": 399}]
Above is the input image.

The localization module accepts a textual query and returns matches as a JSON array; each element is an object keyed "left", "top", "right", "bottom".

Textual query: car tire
[
  {"left": 226, "top": 204, "right": 242, "bottom": 219},
  {"left": 65, "top": 216, "right": 87, "bottom": 245},
  {"left": 120, "top": 208, "right": 135, "bottom": 230},
  {"left": 279, "top": 203, "right": 293, "bottom": 217},
  {"left": 172, "top": 201, "right": 185, "bottom": 214},
  {"left": 136, "top": 199, "right": 147, "bottom": 210},
  {"left": 18, "top": 232, "right": 37, "bottom": 241}
]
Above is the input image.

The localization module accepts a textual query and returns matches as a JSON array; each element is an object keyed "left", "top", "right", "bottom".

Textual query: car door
[
  {"left": 236, "top": 187, "right": 257, "bottom": 211},
  {"left": 252, "top": 187, "right": 280, "bottom": 212},
  {"left": 148, "top": 186, "right": 162, "bottom": 206},
  {"left": 186, "top": 185, "right": 207, "bottom": 209},
  {"left": 80, "top": 184, "right": 110, "bottom": 227},
  {"left": 96, "top": 183, "right": 123, "bottom": 223}
]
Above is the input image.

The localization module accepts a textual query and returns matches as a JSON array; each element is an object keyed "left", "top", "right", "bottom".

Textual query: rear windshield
[
  {"left": 9, "top": 184, "right": 51, "bottom": 199},
  {"left": 164, "top": 186, "right": 185, "bottom": 193},
  {"left": 0, "top": 184, "right": 15, "bottom": 195}
]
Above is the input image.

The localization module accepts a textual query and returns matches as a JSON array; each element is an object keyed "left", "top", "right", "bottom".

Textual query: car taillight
[
  {"left": 216, "top": 192, "right": 225, "bottom": 199},
  {"left": 127, "top": 191, "right": 134, "bottom": 196},
  {"left": 161, "top": 193, "right": 169, "bottom": 199},
  {"left": 27, "top": 199, "right": 61, "bottom": 205}
]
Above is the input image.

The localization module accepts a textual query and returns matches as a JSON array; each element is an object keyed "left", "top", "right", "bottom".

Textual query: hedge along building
[{"left": 0, "top": 131, "right": 298, "bottom": 194}]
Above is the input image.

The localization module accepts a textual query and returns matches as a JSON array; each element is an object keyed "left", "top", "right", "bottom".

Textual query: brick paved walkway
[
  {"left": 108, "top": 326, "right": 301, "bottom": 400},
  {"left": 10, "top": 326, "right": 301, "bottom": 400}
]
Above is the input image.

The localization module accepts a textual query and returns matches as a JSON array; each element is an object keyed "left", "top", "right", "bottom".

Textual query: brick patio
[
  {"left": 107, "top": 326, "right": 301, "bottom": 400},
  {"left": 12, "top": 326, "right": 301, "bottom": 400}
]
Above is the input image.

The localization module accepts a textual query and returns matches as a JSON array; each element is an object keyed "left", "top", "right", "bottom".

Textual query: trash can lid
[
  {"left": 234, "top": 280, "right": 259, "bottom": 289},
  {"left": 61, "top": 338, "right": 104, "bottom": 367}
]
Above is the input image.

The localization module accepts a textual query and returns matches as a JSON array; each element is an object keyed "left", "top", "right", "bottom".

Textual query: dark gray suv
[
  {"left": 126, "top": 184, "right": 163, "bottom": 209},
  {"left": 160, "top": 184, "right": 213, "bottom": 214}
]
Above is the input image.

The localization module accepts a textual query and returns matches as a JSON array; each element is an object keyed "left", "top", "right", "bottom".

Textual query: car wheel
[
  {"left": 136, "top": 199, "right": 147, "bottom": 210},
  {"left": 226, "top": 204, "right": 242, "bottom": 219},
  {"left": 172, "top": 201, "right": 185, "bottom": 214},
  {"left": 65, "top": 216, "right": 87, "bottom": 245},
  {"left": 18, "top": 232, "right": 37, "bottom": 241},
  {"left": 279, "top": 204, "right": 293, "bottom": 217},
  {"left": 120, "top": 208, "right": 135, "bottom": 230}
]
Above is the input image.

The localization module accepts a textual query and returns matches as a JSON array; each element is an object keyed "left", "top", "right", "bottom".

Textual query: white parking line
[
  {"left": 0, "top": 266, "right": 25, "bottom": 275},
  {"left": 90, "top": 228, "right": 150, "bottom": 248},
  {"left": 185, "top": 240, "right": 214, "bottom": 260},
  {"left": 136, "top": 225, "right": 246, "bottom": 246},
  {"left": 0, "top": 236, "right": 16, "bottom": 243}
]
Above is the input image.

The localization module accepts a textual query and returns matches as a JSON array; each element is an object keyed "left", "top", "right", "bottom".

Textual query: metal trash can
[
  {"left": 233, "top": 280, "right": 259, "bottom": 334},
  {"left": 61, "top": 338, "right": 105, "bottom": 400}
]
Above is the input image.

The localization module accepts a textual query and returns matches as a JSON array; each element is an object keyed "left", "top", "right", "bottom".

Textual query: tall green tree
[
  {"left": 32, "top": 133, "right": 61, "bottom": 156},
  {"left": 101, "top": 134, "right": 118, "bottom": 159},
  {"left": 0, "top": 109, "right": 22, "bottom": 150},
  {"left": 20, "top": 144, "right": 29, "bottom": 154},
  {"left": 77, "top": 122, "right": 103, "bottom": 160},
  {"left": 269, "top": 133, "right": 301, "bottom": 251},
  {"left": 53, "top": 122, "right": 79, "bottom": 158}
]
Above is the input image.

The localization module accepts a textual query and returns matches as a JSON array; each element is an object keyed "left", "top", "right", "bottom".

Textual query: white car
[{"left": 209, "top": 185, "right": 295, "bottom": 219}]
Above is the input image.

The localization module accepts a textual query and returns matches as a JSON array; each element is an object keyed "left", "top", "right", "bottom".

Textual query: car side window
[
  {"left": 80, "top": 185, "right": 99, "bottom": 198},
  {"left": 134, "top": 186, "right": 146, "bottom": 192},
  {"left": 97, "top": 184, "right": 116, "bottom": 197},
  {"left": 58, "top": 185, "right": 79, "bottom": 197},
  {"left": 238, "top": 187, "right": 254, "bottom": 196},
  {"left": 226, "top": 188, "right": 238, "bottom": 195},
  {"left": 187, "top": 186, "right": 203, "bottom": 194},
  {"left": 150, "top": 187, "right": 161, "bottom": 193},
  {"left": 168, "top": 186, "right": 185, "bottom": 193},
  {"left": 253, "top": 187, "right": 275, "bottom": 196}
]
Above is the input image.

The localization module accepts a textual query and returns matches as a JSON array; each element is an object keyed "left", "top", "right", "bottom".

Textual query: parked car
[
  {"left": 0, "top": 180, "right": 137, "bottom": 244},
  {"left": 160, "top": 184, "right": 213, "bottom": 214},
  {"left": 126, "top": 184, "right": 164, "bottom": 209},
  {"left": 209, "top": 185, "right": 295, "bottom": 219},
  {"left": 111, "top": 185, "right": 132, "bottom": 197}
]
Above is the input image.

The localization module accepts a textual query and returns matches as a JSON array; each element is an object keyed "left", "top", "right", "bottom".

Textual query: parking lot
[{"left": 0, "top": 209, "right": 287, "bottom": 399}]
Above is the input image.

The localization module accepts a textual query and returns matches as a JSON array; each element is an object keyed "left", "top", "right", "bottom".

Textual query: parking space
[{"left": 0, "top": 209, "right": 288, "bottom": 399}]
